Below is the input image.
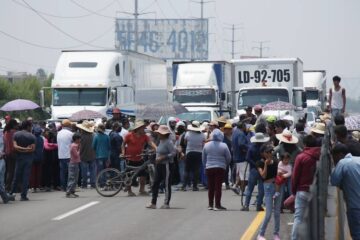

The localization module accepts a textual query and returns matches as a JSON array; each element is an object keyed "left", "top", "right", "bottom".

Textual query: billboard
[{"left": 115, "top": 19, "right": 208, "bottom": 60}]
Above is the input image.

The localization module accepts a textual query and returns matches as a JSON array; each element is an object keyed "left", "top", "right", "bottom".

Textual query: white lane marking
[{"left": 52, "top": 201, "right": 99, "bottom": 221}]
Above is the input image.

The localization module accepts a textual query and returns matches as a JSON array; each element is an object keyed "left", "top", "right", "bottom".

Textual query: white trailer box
[{"left": 303, "top": 70, "right": 326, "bottom": 111}]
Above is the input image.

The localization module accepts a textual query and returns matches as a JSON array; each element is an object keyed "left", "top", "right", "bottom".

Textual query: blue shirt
[
  {"left": 231, "top": 128, "right": 248, "bottom": 163},
  {"left": 331, "top": 154, "right": 360, "bottom": 209},
  {"left": 92, "top": 132, "right": 110, "bottom": 159}
]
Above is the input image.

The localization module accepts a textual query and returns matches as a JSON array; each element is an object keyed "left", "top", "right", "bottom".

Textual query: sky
[{"left": 0, "top": 0, "right": 360, "bottom": 99}]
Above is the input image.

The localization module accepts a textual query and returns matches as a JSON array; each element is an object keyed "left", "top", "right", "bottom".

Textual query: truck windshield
[
  {"left": 173, "top": 89, "right": 216, "bottom": 104},
  {"left": 238, "top": 89, "right": 289, "bottom": 108},
  {"left": 53, "top": 88, "right": 107, "bottom": 106},
  {"left": 177, "top": 111, "right": 212, "bottom": 122},
  {"left": 306, "top": 90, "right": 319, "bottom": 100}
]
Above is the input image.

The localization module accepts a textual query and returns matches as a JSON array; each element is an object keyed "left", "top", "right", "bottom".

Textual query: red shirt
[
  {"left": 3, "top": 129, "right": 16, "bottom": 155},
  {"left": 124, "top": 132, "right": 149, "bottom": 162},
  {"left": 70, "top": 143, "right": 80, "bottom": 164}
]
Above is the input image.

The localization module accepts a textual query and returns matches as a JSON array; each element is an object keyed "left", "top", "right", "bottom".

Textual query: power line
[
  {"left": 69, "top": 0, "right": 117, "bottom": 19},
  {"left": 167, "top": 0, "right": 182, "bottom": 18},
  {"left": 21, "top": 0, "right": 108, "bottom": 48},
  {"left": 139, "top": 0, "right": 157, "bottom": 13},
  {"left": 252, "top": 41, "right": 270, "bottom": 58},
  {"left": 155, "top": 0, "right": 167, "bottom": 18},
  {"left": 12, "top": 0, "right": 118, "bottom": 19}
]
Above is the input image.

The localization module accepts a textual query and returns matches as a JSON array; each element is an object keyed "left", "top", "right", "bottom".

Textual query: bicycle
[{"left": 95, "top": 150, "right": 155, "bottom": 197}]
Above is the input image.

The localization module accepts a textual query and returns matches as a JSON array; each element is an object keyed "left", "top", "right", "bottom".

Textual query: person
[
  {"left": 109, "top": 122, "right": 124, "bottom": 171},
  {"left": 274, "top": 152, "right": 292, "bottom": 199},
  {"left": 182, "top": 121, "right": 205, "bottom": 191},
  {"left": 273, "top": 120, "right": 288, "bottom": 147},
  {"left": 241, "top": 106, "right": 257, "bottom": 125},
  {"left": 274, "top": 129, "right": 300, "bottom": 167},
  {"left": 310, "top": 123, "right": 326, "bottom": 147},
  {"left": 231, "top": 121, "right": 249, "bottom": 194},
  {"left": 10, "top": 120, "right": 36, "bottom": 201},
  {"left": 291, "top": 135, "right": 321, "bottom": 240},
  {"left": 242, "top": 132, "right": 268, "bottom": 212},
  {"left": 42, "top": 128, "right": 59, "bottom": 191},
  {"left": 254, "top": 105, "right": 267, "bottom": 126},
  {"left": 146, "top": 125, "right": 176, "bottom": 209},
  {"left": 57, "top": 119, "right": 74, "bottom": 191},
  {"left": 329, "top": 75, "right": 346, "bottom": 118},
  {"left": 293, "top": 122, "right": 307, "bottom": 149},
  {"left": 92, "top": 123, "right": 110, "bottom": 176},
  {"left": 217, "top": 116, "right": 228, "bottom": 130},
  {"left": 176, "top": 121, "right": 187, "bottom": 186},
  {"left": 106, "top": 108, "right": 123, "bottom": 129},
  {"left": 334, "top": 125, "right": 360, "bottom": 156},
  {"left": 222, "top": 123, "right": 233, "bottom": 189},
  {"left": 76, "top": 121, "right": 96, "bottom": 189},
  {"left": 203, "top": 129, "right": 231, "bottom": 211},
  {"left": 66, "top": 133, "right": 81, "bottom": 198},
  {"left": 122, "top": 119, "right": 157, "bottom": 196},
  {"left": 0, "top": 126, "right": 15, "bottom": 203},
  {"left": 331, "top": 144, "right": 360, "bottom": 239},
  {"left": 167, "top": 117, "right": 177, "bottom": 143},
  {"left": 3, "top": 119, "right": 18, "bottom": 192},
  {"left": 30, "top": 126, "right": 44, "bottom": 192},
  {"left": 256, "top": 144, "right": 281, "bottom": 240}
]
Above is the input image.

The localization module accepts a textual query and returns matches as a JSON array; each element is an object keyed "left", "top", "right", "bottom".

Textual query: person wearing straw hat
[
  {"left": 76, "top": 121, "right": 96, "bottom": 189},
  {"left": 352, "top": 131, "right": 360, "bottom": 142},
  {"left": 181, "top": 121, "right": 205, "bottom": 191},
  {"left": 122, "top": 119, "right": 157, "bottom": 196},
  {"left": 241, "top": 132, "right": 269, "bottom": 212},
  {"left": 217, "top": 116, "right": 228, "bottom": 129},
  {"left": 146, "top": 125, "right": 176, "bottom": 209},
  {"left": 310, "top": 122, "right": 326, "bottom": 147}
]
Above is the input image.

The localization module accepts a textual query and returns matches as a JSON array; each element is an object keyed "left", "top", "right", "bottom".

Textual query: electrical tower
[
  {"left": 252, "top": 41, "right": 270, "bottom": 58},
  {"left": 224, "top": 24, "right": 242, "bottom": 59}
]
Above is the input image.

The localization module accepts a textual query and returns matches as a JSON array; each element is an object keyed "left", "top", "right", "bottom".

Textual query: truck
[
  {"left": 41, "top": 50, "right": 169, "bottom": 120},
  {"left": 303, "top": 70, "right": 327, "bottom": 112},
  {"left": 231, "top": 58, "right": 307, "bottom": 125},
  {"left": 171, "top": 61, "right": 232, "bottom": 122}
]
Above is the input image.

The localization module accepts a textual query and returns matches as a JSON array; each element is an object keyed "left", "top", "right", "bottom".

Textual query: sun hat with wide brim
[
  {"left": 276, "top": 129, "right": 298, "bottom": 144},
  {"left": 209, "top": 120, "right": 219, "bottom": 127},
  {"left": 352, "top": 131, "right": 360, "bottom": 142},
  {"left": 76, "top": 120, "right": 94, "bottom": 133},
  {"left": 217, "top": 116, "right": 227, "bottom": 124},
  {"left": 319, "top": 113, "right": 331, "bottom": 122},
  {"left": 223, "top": 123, "right": 233, "bottom": 129},
  {"left": 133, "top": 119, "right": 146, "bottom": 130},
  {"left": 250, "top": 132, "right": 270, "bottom": 143},
  {"left": 155, "top": 125, "right": 171, "bottom": 135},
  {"left": 62, "top": 119, "right": 72, "bottom": 128},
  {"left": 187, "top": 120, "right": 204, "bottom": 132},
  {"left": 311, "top": 123, "right": 326, "bottom": 135}
]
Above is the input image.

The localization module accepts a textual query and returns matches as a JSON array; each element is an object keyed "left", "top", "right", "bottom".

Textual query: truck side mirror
[
  {"left": 220, "top": 92, "right": 226, "bottom": 101},
  {"left": 39, "top": 90, "right": 45, "bottom": 108}
]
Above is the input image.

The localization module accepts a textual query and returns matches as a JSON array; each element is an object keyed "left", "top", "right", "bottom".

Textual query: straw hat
[
  {"left": 352, "top": 131, "right": 360, "bottom": 142},
  {"left": 188, "top": 120, "right": 203, "bottom": 132},
  {"left": 209, "top": 120, "right": 219, "bottom": 127},
  {"left": 250, "top": 132, "right": 270, "bottom": 143},
  {"left": 76, "top": 120, "right": 94, "bottom": 133},
  {"left": 319, "top": 113, "right": 331, "bottom": 122},
  {"left": 223, "top": 123, "right": 233, "bottom": 129},
  {"left": 276, "top": 129, "right": 298, "bottom": 144},
  {"left": 155, "top": 125, "right": 171, "bottom": 135},
  {"left": 217, "top": 116, "right": 227, "bottom": 124},
  {"left": 62, "top": 119, "right": 72, "bottom": 128},
  {"left": 311, "top": 123, "right": 326, "bottom": 135},
  {"left": 133, "top": 119, "right": 146, "bottom": 130}
]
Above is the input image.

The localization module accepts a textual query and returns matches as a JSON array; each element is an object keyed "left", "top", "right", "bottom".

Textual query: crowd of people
[{"left": 0, "top": 76, "right": 359, "bottom": 240}]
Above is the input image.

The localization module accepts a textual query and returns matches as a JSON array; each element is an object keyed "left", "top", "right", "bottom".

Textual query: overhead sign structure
[{"left": 115, "top": 19, "right": 208, "bottom": 60}]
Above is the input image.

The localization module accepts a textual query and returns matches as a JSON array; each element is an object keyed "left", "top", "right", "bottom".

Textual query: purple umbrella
[
  {"left": 263, "top": 101, "right": 295, "bottom": 111},
  {"left": 70, "top": 110, "right": 105, "bottom": 121},
  {"left": 0, "top": 99, "right": 40, "bottom": 111}
]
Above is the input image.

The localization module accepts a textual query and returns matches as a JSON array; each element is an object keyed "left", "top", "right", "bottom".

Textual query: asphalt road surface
[{"left": 0, "top": 187, "right": 260, "bottom": 240}]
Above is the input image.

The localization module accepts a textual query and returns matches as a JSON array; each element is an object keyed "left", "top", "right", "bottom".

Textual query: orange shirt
[{"left": 124, "top": 132, "right": 149, "bottom": 162}]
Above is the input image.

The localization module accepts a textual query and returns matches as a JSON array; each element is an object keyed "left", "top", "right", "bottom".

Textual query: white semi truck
[
  {"left": 231, "top": 58, "right": 307, "bottom": 124},
  {"left": 171, "top": 61, "right": 232, "bottom": 122},
  {"left": 303, "top": 70, "right": 327, "bottom": 111},
  {"left": 42, "top": 50, "right": 169, "bottom": 120}
]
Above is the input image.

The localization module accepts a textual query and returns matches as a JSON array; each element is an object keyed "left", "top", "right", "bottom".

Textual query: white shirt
[
  {"left": 184, "top": 131, "right": 205, "bottom": 154},
  {"left": 57, "top": 128, "right": 74, "bottom": 159},
  {"left": 120, "top": 128, "right": 129, "bottom": 139},
  {"left": 331, "top": 87, "right": 344, "bottom": 109}
]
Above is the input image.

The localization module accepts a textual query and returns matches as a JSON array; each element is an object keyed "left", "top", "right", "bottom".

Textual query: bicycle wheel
[{"left": 95, "top": 168, "right": 124, "bottom": 197}]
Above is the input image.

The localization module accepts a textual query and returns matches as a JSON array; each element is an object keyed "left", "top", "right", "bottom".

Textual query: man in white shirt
[
  {"left": 57, "top": 119, "right": 74, "bottom": 191},
  {"left": 329, "top": 75, "right": 346, "bottom": 118}
]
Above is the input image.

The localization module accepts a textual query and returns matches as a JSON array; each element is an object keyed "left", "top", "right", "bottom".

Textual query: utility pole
[
  {"left": 252, "top": 41, "right": 270, "bottom": 58},
  {"left": 224, "top": 24, "right": 242, "bottom": 59},
  {"left": 134, "top": 0, "right": 139, "bottom": 52}
]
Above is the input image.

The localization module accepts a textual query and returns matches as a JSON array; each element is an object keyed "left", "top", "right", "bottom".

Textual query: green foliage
[{"left": 0, "top": 75, "right": 52, "bottom": 121}]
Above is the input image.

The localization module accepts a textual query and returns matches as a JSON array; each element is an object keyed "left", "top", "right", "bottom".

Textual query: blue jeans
[
  {"left": 59, "top": 158, "right": 70, "bottom": 191},
  {"left": 66, "top": 163, "right": 79, "bottom": 193},
  {"left": 291, "top": 191, "right": 311, "bottom": 240},
  {"left": 0, "top": 159, "right": 6, "bottom": 194},
  {"left": 331, "top": 108, "right": 341, "bottom": 119},
  {"left": 244, "top": 168, "right": 264, "bottom": 207},
  {"left": 11, "top": 158, "right": 33, "bottom": 198},
  {"left": 81, "top": 160, "right": 96, "bottom": 188},
  {"left": 178, "top": 159, "right": 185, "bottom": 184},
  {"left": 347, "top": 208, "right": 360, "bottom": 240},
  {"left": 96, "top": 158, "right": 108, "bottom": 174},
  {"left": 110, "top": 155, "right": 124, "bottom": 172},
  {"left": 280, "top": 177, "right": 292, "bottom": 203},
  {"left": 259, "top": 182, "right": 281, "bottom": 236}
]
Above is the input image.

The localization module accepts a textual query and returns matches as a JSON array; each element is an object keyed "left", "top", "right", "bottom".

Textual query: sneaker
[
  {"left": 180, "top": 186, "right": 187, "bottom": 191},
  {"left": 273, "top": 234, "right": 281, "bottom": 240},
  {"left": 146, "top": 203, "right": 156, "bottom": 209},
  {"left": 72, "top": 193, "right": 79, "bottom": 198},
  {"left": 231, "top": 187, "right": 240, "bottom": 195},
  {"left": 256, "top": 235, "right": 266, "bottom": 240},
  {"left": 273, "top": 192, "right": 280, "bottom": 199},
  {"left": 241, "top": 206, "right": 249, "bottom": 211},
  {"left": 66, "top": 193, "right": 77, "bottom": 198},
  {"left": 207, "top": 206, "right": 213, "bottom": 210},
  {"left": 20, "top": 196, "right": 29, "bottom": 201},
  {"left": 214, "top": 206, "right": 227, "bottom": 211},
  {"left": 7, "top": 194, "right": 15, "bottom": 201},
  {"left": 256, "top": 206, "right": 265, "bottom": 211},
  {"left": 192, "top": 187, "right": 199, "bottom": 191},
  {"left": 127, "top": 191, "right": 136, "bottom": 197},
  {"left": 160, "top": 204, "right": 170, "bottom": 209}
]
